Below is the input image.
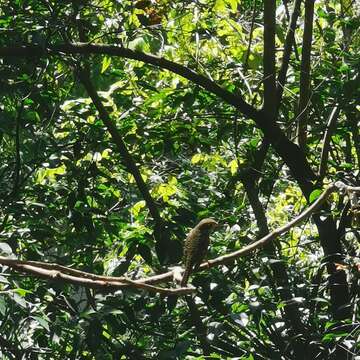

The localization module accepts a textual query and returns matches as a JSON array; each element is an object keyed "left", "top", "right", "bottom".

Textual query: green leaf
[
  {"left": 0, "top": 296, "right": 6, "bottom": 316},
  {"left": 101, "top": 56, "right": 111, "bottom": 74},
  {"left": 214, "top": 0, "right": 227, "bottom": 13},
  {"left": 309, "top": 189, "right": 322, "bottom": 203},
  {"left": 131, "top": 200, "right": 146, "bottom": 217},
  {"left": 228, "top": 159, "right": 238, "bottom": 175},
  {"left": 32, "top": 315, "right": 50, "bottom": 331},
  {"left": 226, "top": 0, "right": 239, "bottom": 12},
  {"left": 191, "top": 153, "right": 204, "bottom": 164}
]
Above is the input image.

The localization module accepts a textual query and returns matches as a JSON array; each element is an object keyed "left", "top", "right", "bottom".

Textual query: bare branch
[
  {"left": 277, "top": 0, "right": 302, "bottom": 107},
  {"left": 1, "top": 182, "right": 356, "bottom": 294},
  {"left": 296, "top": 0, "right": 315, "bottom": 148},
  {"left": 318, "top": 106, "right": 340, "bottom": 180},
  {"left": 0, "top": 258, "right": 194, "bottom": 295}
]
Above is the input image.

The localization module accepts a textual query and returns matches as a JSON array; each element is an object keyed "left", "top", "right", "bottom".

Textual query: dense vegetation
[{"left": 0, "top": 0, "right": 359, "bottom": 359}]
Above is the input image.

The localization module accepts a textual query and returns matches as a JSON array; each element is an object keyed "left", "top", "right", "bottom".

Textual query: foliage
[{"left": 0, "top": 0, "right": 359, "bottom": 359}]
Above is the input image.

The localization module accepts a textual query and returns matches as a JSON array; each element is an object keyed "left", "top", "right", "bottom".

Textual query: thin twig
[{"left": 318, "top": 106, "right": 340, "bottom": 180}]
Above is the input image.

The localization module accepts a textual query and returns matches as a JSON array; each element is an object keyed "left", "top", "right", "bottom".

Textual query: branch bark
[
  {"left": 296, "top": 0, "right": 315, "bottom": 149},
  {"left": 277, "top": 0, "right": 302, "bottom": 107},
  {"left": 318, "top": 106, "right": 340, "bottom": 180},
  {"left": 263, "top": 0, "right": 277, "bottom": 118}
]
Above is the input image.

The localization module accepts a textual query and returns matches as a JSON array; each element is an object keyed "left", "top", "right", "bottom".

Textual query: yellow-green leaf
[
  {"left": 36, "top": 165, "right": 66, "bottom": 184},
  {"left": 228, "top": 159, "right": 238, "bottom": 175},
  {"left": 131, "top": 200, "right": 146, "bottom": 217},
  {"left": 101, "top": 56, "right": 111, "bottom": 74},
  {"left": 214, "top": 0, "right": 227, "bottom": 13},
  {"left": 191, "top": 153, "right": 204, "bottom": 164},
  {"left": 226, "top": 0, "right": 239, "bottom": 12}
]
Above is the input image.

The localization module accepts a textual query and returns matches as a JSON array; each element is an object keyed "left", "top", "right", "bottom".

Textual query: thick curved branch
[
  {"left": 0, "top": 43, "right": 258, "bottom": 120},
  {"left": 0, "top": 43, "right": 315, "bottom": 189}
]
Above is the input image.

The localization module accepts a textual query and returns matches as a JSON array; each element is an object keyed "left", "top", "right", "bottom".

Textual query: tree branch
[
  {"left": 75, "top": 67, "right": 170, "bottom": 262},
  {"left": 243, "top": 0, "right": 257, "bottom": 73},
  {"left": 185, "top": 296, "right": 211, "bottom": 355},
  {"left": 12, "top": 101, "right": 24, "bottom": 197},
  {"left": 318, "top": 106, "right": 340, "bottom": 180},
  {"left": 296, "top": 0, "right": 315, "bottom": 148},
  {"left": 0, "top": 43, "right": 316, "bottom": 188},
  {"left": 277, "top": 0, "right": 302, "bottom": 107},
  {"left": 263, "top": 0, "right": 277, "bottom": 117},
  {"left": 0, "top": 258, "right": 194, "bottom": 295},
  {"left": 1, "top": 182, "right": 355, "bottom": 295}
]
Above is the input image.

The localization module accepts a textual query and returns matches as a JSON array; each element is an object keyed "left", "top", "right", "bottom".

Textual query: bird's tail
[{"left": 181, "top": 267, "right": 190, "bottom": 287}]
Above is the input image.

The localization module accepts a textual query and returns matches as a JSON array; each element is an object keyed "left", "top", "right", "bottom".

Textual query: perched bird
[{"left": 181, "top": 218, "right": 218, "bottom": 287}]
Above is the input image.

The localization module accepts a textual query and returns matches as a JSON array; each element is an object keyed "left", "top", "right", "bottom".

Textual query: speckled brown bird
[{"left": 181, "top": 218, "right": 218, "bottom": 287}]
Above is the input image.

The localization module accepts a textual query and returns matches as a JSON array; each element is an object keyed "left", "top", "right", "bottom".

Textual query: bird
[{"left": 181, "top": 218, "right": 218, "bottom": 287}]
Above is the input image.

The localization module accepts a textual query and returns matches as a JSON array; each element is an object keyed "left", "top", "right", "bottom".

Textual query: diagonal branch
[
  {"left": 75, "top": 68, "right": 168, "bottom": 258},
  {"left": 318, "top": 106, "right": 340, "bottom": 180},
  {"left": 1, "top": 182, "right": 355, "bottom": 295},
  {"left": 76, "top": 68, "right": 161, "bottom": 223}
]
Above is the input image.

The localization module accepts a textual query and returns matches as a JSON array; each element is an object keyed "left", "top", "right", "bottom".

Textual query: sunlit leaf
[{"left": 101, "top": 56, "right": 112, "bottom": 74}]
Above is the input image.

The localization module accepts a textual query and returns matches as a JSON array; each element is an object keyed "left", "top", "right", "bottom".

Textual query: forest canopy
[{"left": 0, "top": 0, "right": 359, "bottom": 359}]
